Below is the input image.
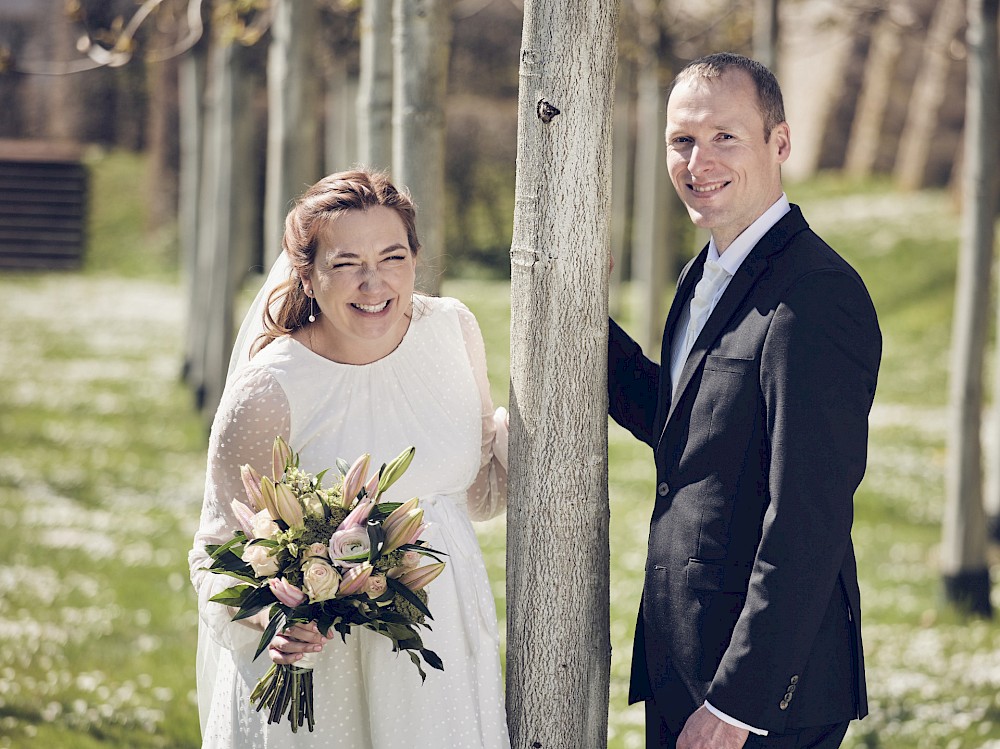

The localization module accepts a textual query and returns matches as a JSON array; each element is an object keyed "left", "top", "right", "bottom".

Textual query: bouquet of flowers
[{"left": 203, "top": 437, "right": 445, "bottom": 733}]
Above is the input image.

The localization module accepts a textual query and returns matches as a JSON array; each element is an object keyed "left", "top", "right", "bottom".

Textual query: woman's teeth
[{"left": 353, "top": 301, "right": 389, "bottom": 313}]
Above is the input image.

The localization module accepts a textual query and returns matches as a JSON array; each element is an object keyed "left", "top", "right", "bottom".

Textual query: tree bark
[
  {"left": 895, "top": 0, "right": 967, "bottom": 189},
  {"left": 845, "top": 3, "right": 902, "bottom": 177},
  {"left": 392, "top": 0, "right": 452, "bottom": 295},
  {"left": 192, "top": 38, "right": 262, "bottom": 421},
  {"left": 609, "top": 53, "right": 634, "bottom": 318},
  {"left": 264, "top": 0, "right": 323, "bottom": 257},
  {"left": 358, "top": 0, "right": 394, "bottom": 171},
  {"left": 506, "top": 1, "right": 618, "bottom": 747},
  {"left": 753, "top": 0, "right": 780, "bottom": 74},
  {"left": 325, "top": 57, "right": 359, "bottom": 172},
  {"left": 943, "top": 0, "right": 997, "bottom": 618}
]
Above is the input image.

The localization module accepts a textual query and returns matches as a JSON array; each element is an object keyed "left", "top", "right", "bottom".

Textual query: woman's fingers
[{"left": 267, "top": 622, "right": 330, "bottom": 664}]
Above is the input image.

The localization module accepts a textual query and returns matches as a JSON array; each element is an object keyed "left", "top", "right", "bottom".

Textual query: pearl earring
[{"left": 308, "top": 294, "right": 316, "bottom": 323}]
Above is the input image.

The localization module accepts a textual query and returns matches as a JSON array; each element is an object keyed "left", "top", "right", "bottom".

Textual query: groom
[{"left": 608, "top": 53, "right": 881, "bottom": 749}]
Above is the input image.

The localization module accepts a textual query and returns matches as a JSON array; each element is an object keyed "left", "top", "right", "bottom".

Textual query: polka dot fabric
[{"left": 189, "top": 296, "right": 510, "bottom": 748}]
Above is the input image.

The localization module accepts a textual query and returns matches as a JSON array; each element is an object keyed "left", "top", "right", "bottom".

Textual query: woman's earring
[{"left": 308, "top": 294, "right": 317, "bottom": 323}]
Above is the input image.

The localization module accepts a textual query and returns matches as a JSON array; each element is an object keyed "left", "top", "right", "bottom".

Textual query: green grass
[{"left": 0, "top": 150, "right": 998, "bottom": 748}]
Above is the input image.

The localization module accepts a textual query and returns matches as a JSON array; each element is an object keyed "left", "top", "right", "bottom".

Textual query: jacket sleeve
[
  {"left": 705, "top": 269, "right": 881, "bottom": 731},
  {"left": 608, "top": 317, "right": 662, "bottom": 448}
]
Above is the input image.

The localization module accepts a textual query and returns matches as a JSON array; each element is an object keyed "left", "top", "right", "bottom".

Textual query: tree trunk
[
  {"left": 145, "top": 55, "right": 181, "bottom": 231},
  {"left": 943, "top": 0, "right": 997, "bottom": 618},
  {"left": 193, "top": 38, "right": 262, "bottom": 421},
  {"left": 325, "top": 57, "right": 359, "bottom": 172},
  {"left": 753, "top": 0, "right": 780, "bottom": 74},
  {"left": 264, "top": 0, "right": 323, "bottom": 257},
  {"left": 845, "top": 3, "right": 902, "bottom": 177},
  {"left": 358, "top": 0, "right": 394, "bottom": 171},
  {"left": 629, "top": 2, "right": 672, "bottom": 357},
  {"left": 392, "top": 0, "right": 452, "bottom": 295},
  {"left": 506, "top": 1, "right": 618, "bottom": 746},
  {"left": 895, "top": 0, "right": 967, "bottom": 189},
  {"left": 609, "top": 53, "right": 634, "bottom": 318},
  {"left": 180, "top": 32, "right": 208, "bottom": 402}
]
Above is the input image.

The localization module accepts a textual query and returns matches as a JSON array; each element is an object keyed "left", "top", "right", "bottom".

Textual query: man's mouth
[{"left": 689, "top": 182, "right": 729, "bottom": 194}]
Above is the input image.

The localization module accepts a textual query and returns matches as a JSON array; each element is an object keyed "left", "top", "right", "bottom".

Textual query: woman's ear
[{"left": 299, "top": 273, "right": 312, "bottom": 297}]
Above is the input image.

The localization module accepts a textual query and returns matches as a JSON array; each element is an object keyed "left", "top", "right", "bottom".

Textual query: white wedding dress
[{"left": 189, "top": 295, "right": 511, "bottom": 749}]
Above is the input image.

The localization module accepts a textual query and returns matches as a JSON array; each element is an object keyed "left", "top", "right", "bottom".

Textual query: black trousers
[{"left": 644, "top": 701, "right": 850, "bottom": 749}]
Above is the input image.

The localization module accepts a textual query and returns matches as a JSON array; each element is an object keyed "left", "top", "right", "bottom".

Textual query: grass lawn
[{"left": 0, "top": 152, "right": 997, "bottom": 748}]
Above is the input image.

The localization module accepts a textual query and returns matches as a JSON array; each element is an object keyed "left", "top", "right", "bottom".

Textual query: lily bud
[
  {"left": 240, "top": 464, "right": 264, "bottom": 511},
  {"left": 230, "top": 499, "right": 256, "bottom": 538},
  {"left": 259, "top": 476, "right": 281, "bottom": 522},
  {"left": 377, "top": 446, "right": 415, "bottom": 495},
  {"left": 342, "top": 453, "right": 371, "bottom": 503},
  {"left": 274, "top": 482, "right": 304, "bottom": 529},
  {"left": 272, "top": 436, "right": 293, "bottom": 479},
  {"left": 397, "top": 562, "right": 446, "bottom": 591},
  {"left": 337, "top": 562, "right": 374, "bottom": 597},
  {"left": 364, "top": 472, "right": 380, "bottom": 502},
  {"left": 338, "top": 498, "right": 375, "bottom": 531},
  {"left": 382, "top": 497, "right": 419, "bottom": 533},
  {"left": 383, "top": 507, "right": 425, "bottom": 554}
]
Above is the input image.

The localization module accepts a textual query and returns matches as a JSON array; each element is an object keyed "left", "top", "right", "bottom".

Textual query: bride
[{"left": 188, "top": 169, "right": 511, "bottom": 748}]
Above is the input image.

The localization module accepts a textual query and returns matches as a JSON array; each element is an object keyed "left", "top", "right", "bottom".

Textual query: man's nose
[{"left": 688, "top": 143, "right": 713, "bottom": 175}]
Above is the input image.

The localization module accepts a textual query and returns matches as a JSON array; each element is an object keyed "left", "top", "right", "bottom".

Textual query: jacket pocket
[
  {"left": 686, "top": 558, "right": 753, "bottom": 593},
  {"left": 704, "top": 355, "right": 755, "bottom": 376}
]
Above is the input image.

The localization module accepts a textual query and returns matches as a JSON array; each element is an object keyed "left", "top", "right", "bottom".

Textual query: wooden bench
[{"left": 0, "top": 139, "right": 88, "bottom": 270}]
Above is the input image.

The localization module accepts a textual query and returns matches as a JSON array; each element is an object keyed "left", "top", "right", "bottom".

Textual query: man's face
[{"left": 665, "top": 69, "right": 790, "bottom": 252}]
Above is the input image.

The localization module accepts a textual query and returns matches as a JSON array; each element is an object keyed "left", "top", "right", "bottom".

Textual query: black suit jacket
[{"left": 608, "top": 206, "right": 880, "bottom": 734}]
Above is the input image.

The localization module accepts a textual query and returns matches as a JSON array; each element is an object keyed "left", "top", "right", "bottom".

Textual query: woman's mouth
[{"left": 352, "top": 301, "right": 390, "bottom": 314}]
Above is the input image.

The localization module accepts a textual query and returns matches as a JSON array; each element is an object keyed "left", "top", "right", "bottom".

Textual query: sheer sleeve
[
  {"left": 455, "top": 302, "right": 508, "bottom": 521},
  {"left": 188, "top": 366, "right": 292, "bottom": 652}
]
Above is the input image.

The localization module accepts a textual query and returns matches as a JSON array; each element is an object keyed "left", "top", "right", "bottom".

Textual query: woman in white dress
[{"left": 188, "top": 169, "right": 511, "bottom": 748}]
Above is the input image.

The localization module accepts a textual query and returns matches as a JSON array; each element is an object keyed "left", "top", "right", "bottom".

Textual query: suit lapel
[
  {"left": 659, "top": 206, "right": 810, "bottom": 438},
  {"left": 658, "top": 252, "right": 706, "bottom": 403}
]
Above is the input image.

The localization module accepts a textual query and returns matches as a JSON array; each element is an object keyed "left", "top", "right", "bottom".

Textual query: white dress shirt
[{"left": 668, "top": 194, "right": 791, "bottom": 735}]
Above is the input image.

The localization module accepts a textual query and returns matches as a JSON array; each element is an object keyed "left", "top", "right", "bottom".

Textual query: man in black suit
[{"left": 608, "top": 53, "right": 881, "bottom": 749}]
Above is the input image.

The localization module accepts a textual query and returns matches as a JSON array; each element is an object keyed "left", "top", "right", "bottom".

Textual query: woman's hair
[
  {"left": 252, "top": 168, "right": 420, "bottom": 355},
  {"left": 669, "top": 52, "right": 786, "bottom": 142}
]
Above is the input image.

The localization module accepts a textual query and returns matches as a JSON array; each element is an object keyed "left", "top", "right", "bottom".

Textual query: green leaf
[
  {"left": 207, "top": 532, "right": 248, "bottom": 560},
  {"left": 366, "top": 520, "right": 385, "bottom": 563},
  {"left": 254, "top": 609, "right": 284, "bottom": 661},
  {"left": 209, "top": 569, "right": 261, "bottom": 585},
  {"left": 232, "top": 584, "right": 278, "bottom": 620},
  {"left": 420, "top": 648, "right": 444, "bottom": 672},
  {"left": 209, "top": 584, "right": 254, "bottom": 607},
  {"left": 407, "top": 650, "right": 428, "bottom": 683},
  {"left": 386, "top": 577, "right": 433, "bottom": 620}
]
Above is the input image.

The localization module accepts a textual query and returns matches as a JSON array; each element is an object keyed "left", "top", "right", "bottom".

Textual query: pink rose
[
  {"left": 241, "top": 543, "right": 279, "bottom": 577},
  {"left": 329, "top": 527, "right": 371, "bottom": 568},
  {"left": 365, "top": 574, "right": 388, "bottom": 599},
  {"left": 302, "top": 559, "right": 341, "bottom": 602}
]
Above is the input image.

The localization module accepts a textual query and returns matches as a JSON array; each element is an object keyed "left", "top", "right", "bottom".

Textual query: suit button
[
  {"left": 779, "top": 700, "right": 789, "bottom": 710},
  {"left": 657, "top": 482, "right": 669, "bottom": 497},
  {"left": 787, "top": 684, "right": 796, "bottom": 693},
  {"left": 790, "top": 675, "right": 799, "bottom": 684},
  {"left": 784, "top": 692, "right": 794, "bottom": 701}
]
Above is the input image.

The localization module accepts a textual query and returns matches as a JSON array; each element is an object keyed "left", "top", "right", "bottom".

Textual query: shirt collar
[{"left": 707, "top": 193, "right": 791, "bottom": 275}]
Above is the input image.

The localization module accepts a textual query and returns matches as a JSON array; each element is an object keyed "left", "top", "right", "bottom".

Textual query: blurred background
[{"left": 0, "top": 0, "right": 998, "bottom": 747}]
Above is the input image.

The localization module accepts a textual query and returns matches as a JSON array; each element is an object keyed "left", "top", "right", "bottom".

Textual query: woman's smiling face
[{"left": 302, "top": 206, "right": 416, "bottom": 364}]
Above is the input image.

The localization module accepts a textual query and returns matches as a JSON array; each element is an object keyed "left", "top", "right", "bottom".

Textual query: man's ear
[{"left": 773, "top": 121, "right": 791, "bottom": 164}]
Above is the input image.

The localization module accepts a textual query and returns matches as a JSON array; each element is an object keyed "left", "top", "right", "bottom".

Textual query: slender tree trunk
[
  {"left": 845, "top": 4, "right": 902, "bottom": 177},
  {"left": 753, "top": 0, "right": 780, "bottom": 74},
  {"left": 506, "top": 1, "right": 618, "bottom": 747},
  {"left": 358, "top": 0, "right": 394, "bottom": 171},
  {"left": 264, "top": 0, "right": 322, "bottom": 257},
  {"left": 895, "top": 0, "right": 967, "bottom": 189},
  {"left": 181, "top": 33, "right": 208, "bottom": 402},
  {"left": 325, "top": 57, "right": 359, "bottom": 172},
  {"left": 392, "top": 0, "right": 452, "bottom": 295},
  {"left": 943, "top": 0, "right": 997, "bottom": 617},
  {"left": 609, "top": 53, "right": 634, "bottom": 318},
  {"left": 145, "top": 56, "right": 181, "bottom": 231},
  {"left": 194, "top": 39, "right": 261, "bottom": 421}
]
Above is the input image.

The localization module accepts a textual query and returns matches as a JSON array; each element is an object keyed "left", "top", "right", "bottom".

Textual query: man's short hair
[{"left": 668, "top": 52, "right": 786, "bottom": 141}]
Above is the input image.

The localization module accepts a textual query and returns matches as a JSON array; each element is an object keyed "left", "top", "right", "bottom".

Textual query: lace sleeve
[
  {"left": 188, "top": 366, "right": 292, "bottom": 651},
  {"left": 456, "top": 302, "right": 509, "bottom": 521}
]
